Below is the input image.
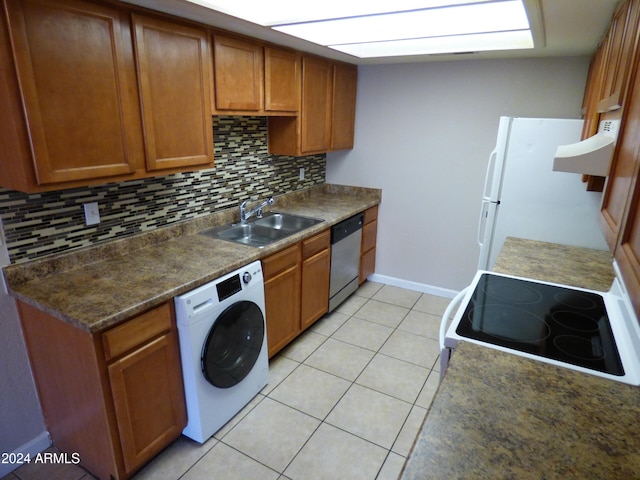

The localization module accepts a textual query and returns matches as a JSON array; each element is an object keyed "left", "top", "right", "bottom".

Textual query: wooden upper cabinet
[
  {"left": 212, "top": 36, "right": 299, "bottom": 115},
  {"left": 132, "top": 14, "right": 213, "bottom": 171},
  {"left": 600, "top": 31, "right": 640, "bottom": 251},
  {"left": 300, "top": 56, "right": 333, "bottom": 153},
  {"left": 213, "top": 34, "right": 263, "bottom": 111},
  {"left": 265, "top": 46, "right": 299, "bottom": 112},
  {"left": 598, "top": 0, "right": 640, "bottom": 113},
  {"left": 3, "top": 0, "right": 142, "bottom": 186},
  {"left": 268, "top": 56, "right": 356, "bottom": 156},
  {"left": 582, "top": 42, "right": 607, "bottom": 141},
  {"left": 331, "top": 63, "right": 358, "bottom": 150}
]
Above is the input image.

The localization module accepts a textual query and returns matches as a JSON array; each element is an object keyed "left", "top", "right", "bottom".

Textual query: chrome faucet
[{"left": 239, "top": 196, "right": 275, "bottom": 223}]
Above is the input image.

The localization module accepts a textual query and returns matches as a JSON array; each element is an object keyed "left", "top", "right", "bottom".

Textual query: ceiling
[{"left": 124, "top": 0, "right": 621, "bottom": 64}]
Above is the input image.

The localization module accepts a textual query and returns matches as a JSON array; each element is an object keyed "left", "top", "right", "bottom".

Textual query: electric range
[{"left": 440, "top": 268, "right": 640, "bottom": 386}]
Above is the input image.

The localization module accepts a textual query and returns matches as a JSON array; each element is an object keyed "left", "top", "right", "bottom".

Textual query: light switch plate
[{"left": 83, "top": 202, "right": 100, "bottom": 226}]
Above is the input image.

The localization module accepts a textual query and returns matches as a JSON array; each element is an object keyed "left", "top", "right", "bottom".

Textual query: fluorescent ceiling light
[
  {"left": 333, "top": 31, "right": 534, "bottom": 58},
  {"left": 274, "top": 2, "right": 530, "bottom": 46},
  {"left": 188, "top": 0, "right": 490, "bottom": 25},
  {"left": 187, "top": 0, "right": 535, "bottom": 58}
]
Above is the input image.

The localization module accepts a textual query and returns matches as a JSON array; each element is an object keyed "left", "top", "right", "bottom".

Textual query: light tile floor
[{"left": 3, "top": 282, "right": 451, "bottom": 480}]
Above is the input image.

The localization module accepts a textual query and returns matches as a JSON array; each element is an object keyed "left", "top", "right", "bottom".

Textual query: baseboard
[
  {"left": 0, "top": 431, "right": 51, "bottom": 477},
  {"left": 368, "top": 273, "right": 459, "bottom": 299}
]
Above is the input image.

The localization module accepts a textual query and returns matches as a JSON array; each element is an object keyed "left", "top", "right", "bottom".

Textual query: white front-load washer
[{"left": 174, "top": 260, "right": 268, "bottom": 443}]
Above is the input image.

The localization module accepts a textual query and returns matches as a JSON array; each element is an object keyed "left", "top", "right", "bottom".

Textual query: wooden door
[
  {"left": 300, "top": 56, "right": 333, "bottom": 153},
  {"left": 133, "top": 14, "right": 213, "bottom": 171},
  {"left": 265, "top": 46, "right": 299, "bottom": 112},
  {"left": 331, "top": 63, "right": 357, "bottom": 150},
  {"left": 301, "top": 230, "right": 330, "bottom": 330},
  {"left": 263, "top": 244, "right": 301, "bottom": 357},
  {"left": 108, "top": 331, "right": 186, "bottom": 474},
  {"left": 213, "top": 34, "right": 263, "bottom": 111},
  {"left": 5, "top": 0, "right": 141, "bottom": 184}
]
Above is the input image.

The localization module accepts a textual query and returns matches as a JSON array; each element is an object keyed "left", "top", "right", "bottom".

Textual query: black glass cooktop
[{"left": 456, "top": 273, "right": 624, "bottom": 376}]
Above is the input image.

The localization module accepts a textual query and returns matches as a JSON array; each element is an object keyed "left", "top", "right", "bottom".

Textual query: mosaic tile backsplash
[{"left": 0, "top": 116, "right": 326, "bottom": 264}]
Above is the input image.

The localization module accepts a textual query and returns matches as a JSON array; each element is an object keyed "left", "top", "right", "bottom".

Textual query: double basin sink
[{"left": 200, "top": 212, "right": 324, "bottom": 247}]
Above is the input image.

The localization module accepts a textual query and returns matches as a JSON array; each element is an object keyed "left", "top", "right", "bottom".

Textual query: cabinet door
[
  {"left": 5, "top": 0, "right": 140, "bottom": 184},
  {"left": 133, "top": 14, "right": 213, "bottom": 171},
  {"left": 600, "top": 39, "right": 640, "bottom": 250},
  {"left": 301, "top": 56, "right": 333, "bottom": 153},
  {"left": 263, "top": 244, "right": 301, "bottom": 357},
  {"left": 582, "top": 42, "right": 607, "bottom": 141},
  {"left": 360, "top": 206, "right": 378, "bottom": 283},
  {"left": 331, "top": 63, "right": 357, "bottom": 150},
  {"left": 301, "top": 230, "right": 330, "bottom": 330},
  {"left": 213, "top": 34, "right": 263, "bottom": 111},
  {"left": 264, "top": 264, "right": 301, "bottom": 357},
  {"left": 615, "top": 184, "right": 640, "bottom": 319},
  {"left": 598, "top": 0, "right": 640, "bottom": 112},
  {"left": 301, "top": 249, "right": 330, "bottom": 330},
  {"left": 265, "top": 46, "right": 299, "bottom": 112},
  {"left": 108, "top": 331, "right": 186, "bottom": 474}
]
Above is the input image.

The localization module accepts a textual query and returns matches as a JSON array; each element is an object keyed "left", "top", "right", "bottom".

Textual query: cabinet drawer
[
  {"left": 360, "top": 247, "right": 376, "bottom": 283},
  {"left": 363, "top": 205, "right": 378, "bottom": 224},
  {"left": 102, "top": 303, "right": 172, "bottom": 361},
  {"left": 262, "top": 244, "right": 300, "bottom": 279},
  {"left": 302, "top": 229, "right": 330, "bottom": 259},
  {"left": 362, "top": 219, "right": 378, "bottom": 253}
]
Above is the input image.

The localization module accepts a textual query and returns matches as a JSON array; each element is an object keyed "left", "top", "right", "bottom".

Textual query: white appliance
[
  {"left": 478, "top": 117, "right": 608, "bottom": 270},
  {"left": 174, "top": 261, "right": 268, "bottom": 443},
  {"left": 439, "top": 265, "right": 640, "bottom": 386}
]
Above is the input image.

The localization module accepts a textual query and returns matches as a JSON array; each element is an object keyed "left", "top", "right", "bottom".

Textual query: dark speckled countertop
[
  {"left": 401, "top": 237, "right": 640, "bottom": 480},
  {"left": 2, "top": 184, "right": 381, "bottom": 332}
]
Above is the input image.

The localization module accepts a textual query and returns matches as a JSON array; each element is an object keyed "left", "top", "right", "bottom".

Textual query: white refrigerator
[{"left": 477, "top": 117, "right": 608, "bottom": 270}]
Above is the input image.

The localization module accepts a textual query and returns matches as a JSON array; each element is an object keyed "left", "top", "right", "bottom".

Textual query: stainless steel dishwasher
[{"left": 329, "top": 212, "right": 364, "bottom": 312}]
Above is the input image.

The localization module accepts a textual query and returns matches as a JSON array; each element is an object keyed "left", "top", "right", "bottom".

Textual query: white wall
[
  {"left": 327, "top": 56, "right": 593, "bottom": 293},
  {"left": 0, "top": 219, "right": 49, "bottom": 477}
]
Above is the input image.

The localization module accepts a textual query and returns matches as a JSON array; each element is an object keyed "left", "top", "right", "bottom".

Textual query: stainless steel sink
[
  {"left": 216, "top": 223, "right": 290, "bottom": 246},
  {"left": 200, "top": 212, "right": 324, "bottom": 247},
  {"left": 253, "top": 212, "right": 324, "bottom": 232}
]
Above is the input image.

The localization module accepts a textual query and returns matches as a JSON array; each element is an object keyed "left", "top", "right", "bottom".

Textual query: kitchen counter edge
[{"left": 3, "top": 183, "right": 381, "bottom": 333}]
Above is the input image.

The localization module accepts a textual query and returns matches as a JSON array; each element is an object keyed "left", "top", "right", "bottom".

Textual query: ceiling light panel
[
  {"left": 187, "top": 0, "right": 490, "bottom": 26},
  {"left": 186, "top": 0, "right": 535, "bottom": 58},
  {"left": 332, "top": 30, "right": 534, "bottom": 57},
  {"left": 273, "top": 1, "right": 530, "bottom": 46}
]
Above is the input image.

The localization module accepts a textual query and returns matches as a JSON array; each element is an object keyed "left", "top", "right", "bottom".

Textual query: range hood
[{"left": 553, "top": 119, "right": 620, "bottom": 177}]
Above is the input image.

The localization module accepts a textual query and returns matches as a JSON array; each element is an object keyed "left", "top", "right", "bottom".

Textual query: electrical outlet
[
  {"left": 299, "top": 167, "right": 305, "bottom": 180},
  {"left": 83, "top": 202, "right": 100, "bottom": 226}
]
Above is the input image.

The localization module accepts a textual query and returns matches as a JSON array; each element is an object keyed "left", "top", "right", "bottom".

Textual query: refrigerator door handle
[
  {"left": 478, "top": 199, "right": 490, "bottom": 247},
  {"left": 482, "top": 148, "right": 498, "bottom": 199}
]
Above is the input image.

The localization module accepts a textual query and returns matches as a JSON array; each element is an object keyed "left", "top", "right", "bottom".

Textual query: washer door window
[{"left": 202, "top": 300, "right": 265, "bottom": 388}]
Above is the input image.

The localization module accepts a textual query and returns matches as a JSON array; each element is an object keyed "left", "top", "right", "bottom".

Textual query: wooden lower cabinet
[
  {"left": 17, "top": 301, "right": 186, "bottom": 480},
  {"left": 263, "top": 243, "right": 302, "bottom": 357},
  {"left": 360, "top": 206, "right": 378, "bottom": 283},
  {"left": 263, "top": 229, "right": 330, "bottom": 357},
  {"left": 301, "top": 230, "right": 330, "bottom": 330}
]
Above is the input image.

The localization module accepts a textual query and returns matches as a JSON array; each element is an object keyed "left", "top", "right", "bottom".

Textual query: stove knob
[{"left": 242, "top": 272, "right": 252, "bottom": 284}]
